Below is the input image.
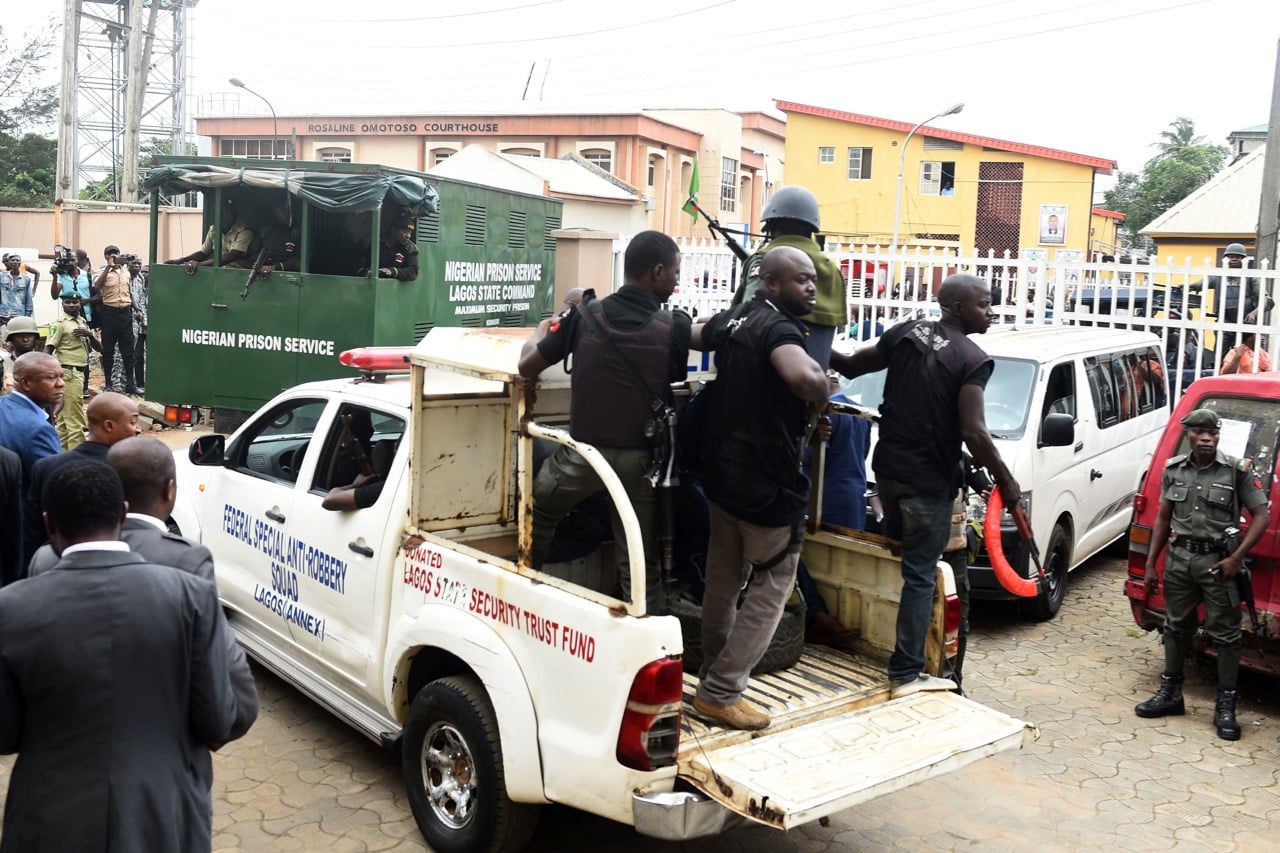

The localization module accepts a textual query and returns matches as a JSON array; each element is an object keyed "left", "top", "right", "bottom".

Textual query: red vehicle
[{"left": 1124, "top": 372, "right": 1280, "bottom": 676}]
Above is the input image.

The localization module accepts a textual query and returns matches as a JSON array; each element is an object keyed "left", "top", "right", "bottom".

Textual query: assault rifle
[
  {"left": 684, "top": 197, "right": 752, "bottom": 263},
  {"left": 240, "top": 245, "right": 270, "bottom": 301},
  {"left": 337, "top": 413, "right": 376, "bottom": 479}
]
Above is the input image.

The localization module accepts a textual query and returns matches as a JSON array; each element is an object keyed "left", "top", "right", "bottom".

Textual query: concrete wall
[{"left": 0, "top": 205, "right": 205, "bottom": 266}]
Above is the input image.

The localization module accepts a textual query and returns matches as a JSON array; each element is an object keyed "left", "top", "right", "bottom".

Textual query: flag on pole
[{"left": 682, "top": 159, "right": 701, "bottom": 222}]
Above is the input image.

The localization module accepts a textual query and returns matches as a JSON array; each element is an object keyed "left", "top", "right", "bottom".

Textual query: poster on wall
[
  {"left": 1039, "top": 204, "right": 1068, "bottom": 245},
  {"left": 1055, "top": 248, "right": 1084, "bottom": 302}
]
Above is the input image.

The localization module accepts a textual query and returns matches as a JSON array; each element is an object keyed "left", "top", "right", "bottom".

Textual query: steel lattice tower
[{"left": 63, "top": 0, "right": 197, "bottom": 200}]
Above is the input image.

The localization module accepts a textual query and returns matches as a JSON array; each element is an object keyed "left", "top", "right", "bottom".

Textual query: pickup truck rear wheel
[
  {"left": 1022, "top": 523, "right": 1070, "bottom": 621},
  {"left": 402, "top": 675, "right": 539, "bottom": 853}
]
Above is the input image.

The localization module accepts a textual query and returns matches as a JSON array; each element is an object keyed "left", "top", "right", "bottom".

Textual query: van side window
[
  {"left": 1087, "top": 347, "right": 1167, "bottom": 429},
  {"left": 1043, "top": 363, "right": 1076, "bottom": 419},
  {"left": 1085, "top": 356, "right": 1119, "bottom": 428}
]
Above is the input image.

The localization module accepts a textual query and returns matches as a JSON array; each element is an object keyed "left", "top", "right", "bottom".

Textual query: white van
[{"left": 836, "top": 325, "right": 1169, "bottom": 619}]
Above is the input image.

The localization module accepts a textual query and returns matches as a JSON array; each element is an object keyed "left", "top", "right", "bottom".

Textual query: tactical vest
[
  {"left": 701, "top": 297, "right": 810, "bottom": 524},
  {"left": 569, "top": 297, "right": 673, "bottom": 449}
]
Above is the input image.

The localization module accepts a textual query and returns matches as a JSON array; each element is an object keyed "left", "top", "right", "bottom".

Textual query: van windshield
[
  {"left": 1172, "top": 395, "right": 1280, "bottom": 495},
  {"left": 838, "top": 355, "right": 1038, "bottom": 439}
]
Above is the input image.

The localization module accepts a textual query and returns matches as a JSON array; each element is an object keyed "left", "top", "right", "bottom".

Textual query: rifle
[
  {"left": 1236, "top": 564, "right": 1260, "bottom": 637},
  {"left": 644, "top": 406, "right": 680, "bottom": 594},
  {"left": 827, "top": 399, "right": 881, "bottom": 423},
  {"left": 1011, "top": 500, "right": 1047, "bottom": 589},
  {"left": 240, "top": 245, "right": 270, "bottom": 301},
  {"left": 684, "top": 197, "right": 752, "bottom": 263},
  {"left": 337, "top": 413, "right": 376, "bottom": 479}
]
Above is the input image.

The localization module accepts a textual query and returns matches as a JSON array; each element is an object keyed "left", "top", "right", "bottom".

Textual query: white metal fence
[{"left": 612, "top": 237, "right": 1280, "bottom": 411}]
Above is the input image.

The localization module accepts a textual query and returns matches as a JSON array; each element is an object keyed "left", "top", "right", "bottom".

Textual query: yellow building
[
  {"left": 1089, "top": 208, "right": 1126, "bottom": 258},
  {"left": 777, "top": 101, "right": 1115, "bottom": 258},
  {"left": 1141, "top": 146, "right": 1262, "bottom": 267}
]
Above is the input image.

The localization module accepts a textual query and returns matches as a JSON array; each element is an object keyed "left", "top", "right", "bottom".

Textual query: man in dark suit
[
  {"left": 27, "top": 436, "right": 259, "bottom": 761},
  {"left": 23, "top": 391, "right": 141, "bottom": 569},
  {"left": 0, "top": 460, "right": 256, "bottom": 852},
  {"left": 0, "top": 446, "right": 19, "bottom": 586}
]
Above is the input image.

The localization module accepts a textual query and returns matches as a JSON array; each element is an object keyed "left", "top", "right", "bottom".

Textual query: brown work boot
[{"left": 692, "top": 696, "right": 771, "bottom": 731}]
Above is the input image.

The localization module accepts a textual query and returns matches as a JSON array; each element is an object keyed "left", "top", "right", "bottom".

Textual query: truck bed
[
  {"left": 682, "top": 644, "right": 887, "bottom": 746},
  {"left": 678, "top": 644, "right": 1031, "bottom": 830}
]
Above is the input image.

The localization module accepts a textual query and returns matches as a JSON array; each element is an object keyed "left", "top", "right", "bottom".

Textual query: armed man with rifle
[
  {"left": 518, "top": 231, "right": 691, "bottom": 616},
  {"left": 322, "top": 410, "right": 385, "bottom": 511},
  {"left": 686, "top": 245, "right": 831, "bottom": 731}
]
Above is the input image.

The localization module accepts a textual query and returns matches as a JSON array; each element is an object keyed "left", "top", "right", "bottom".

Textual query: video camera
[
  {"left": 117, "top": 253, "right": 140, "bottom": 265},
  {"left": 52, "top": 244, "right": 78, "bottom": 277}
]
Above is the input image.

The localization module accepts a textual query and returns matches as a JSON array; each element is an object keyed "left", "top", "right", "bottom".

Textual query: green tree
[
  {"left": 1103, "top": 118, "right": 1227, "bottom": 242},
  {"left": 0, "top": 132, "right": 56, "bottom": 207},
  {"left": 0, "top": 23, "right": 57, "bottom": 206}
]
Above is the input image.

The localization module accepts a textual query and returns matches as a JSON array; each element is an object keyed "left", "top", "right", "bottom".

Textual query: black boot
[
  {"left": 1214, "top": 687, "right": 1241, "bottom": 740},
  {"left": 1135, "top": 673, "right": 1185, "bottom": 718}
]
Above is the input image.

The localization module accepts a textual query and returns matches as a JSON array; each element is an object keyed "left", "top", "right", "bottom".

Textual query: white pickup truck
[{"left": 172, "top": 328, "right": 1030, "bottom": 853}]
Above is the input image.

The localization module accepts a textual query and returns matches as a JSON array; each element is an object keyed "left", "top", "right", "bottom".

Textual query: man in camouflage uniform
[{"left": 1136, "top": 409, "right": 1270, "bottom": 740}]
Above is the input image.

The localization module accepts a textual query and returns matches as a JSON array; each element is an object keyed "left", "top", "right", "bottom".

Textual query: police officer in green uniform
[
  {"left": 258, "top": 202, "right": 301, "bottom": 274},
  {"left": 357, "top": 215, "right": 419, "bottom": 282},
  {"left": 732, "top": 186, "right": 846, "bottom": 371},
  {"left": 1136, "top": 408, "right": 1270, "bottom": 740}
]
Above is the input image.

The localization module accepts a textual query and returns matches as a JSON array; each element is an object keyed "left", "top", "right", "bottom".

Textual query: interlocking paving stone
[{"left": 3, "top": 552, "right": 1279, "bottom": 850}]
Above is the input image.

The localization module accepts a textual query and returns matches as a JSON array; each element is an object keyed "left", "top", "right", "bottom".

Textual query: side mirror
[
  {"left": 189, "top": 434, "right": 226, "bottom": 466},
  {"left": 1039, "top": 412, "right": 1074, "bottom": 448}
]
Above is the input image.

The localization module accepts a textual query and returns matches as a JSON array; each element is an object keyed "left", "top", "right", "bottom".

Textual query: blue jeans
[{"left": 878, "top": 477, "right": 953, "bottom": 682}]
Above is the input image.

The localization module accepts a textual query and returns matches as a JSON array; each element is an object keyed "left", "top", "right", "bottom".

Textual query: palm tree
[{"left": 1148, "top": 117, "right": 1205, "bottom": 165}]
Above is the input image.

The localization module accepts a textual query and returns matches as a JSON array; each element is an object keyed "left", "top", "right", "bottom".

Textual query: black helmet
[
  {"left": 761, "top": 186, "right": 820, "bottom": 233},
  {"left": 1224, "top": 242, "right": 1248, "bottom": 257}
]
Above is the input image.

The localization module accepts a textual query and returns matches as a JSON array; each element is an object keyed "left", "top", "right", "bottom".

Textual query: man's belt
[
  {"left": 104, "top": 302, "right": 133, "bottom": 308},
  {"left": 59, "top": 363, "right": 87, "bottom": 371},
  {"left": 1174, "top": 536, "right": 1221, "bottom": 555}
]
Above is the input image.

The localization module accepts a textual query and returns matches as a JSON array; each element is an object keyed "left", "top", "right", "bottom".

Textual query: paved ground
[{"left": 3, "top": 523, "right": 1278, "bottom": 850}]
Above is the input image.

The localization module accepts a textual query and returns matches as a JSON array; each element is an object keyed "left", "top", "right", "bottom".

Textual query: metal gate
[{"left": 975, "top": 162, "right": 1023, "bottom": 260}]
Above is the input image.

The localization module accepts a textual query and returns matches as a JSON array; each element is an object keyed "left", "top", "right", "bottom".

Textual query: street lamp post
[
  {"left": 229, "top": 77, "right": 285, "bottom": 159},
  {"left": 890, "top": 103, "right": 964, "bottom": 257}
]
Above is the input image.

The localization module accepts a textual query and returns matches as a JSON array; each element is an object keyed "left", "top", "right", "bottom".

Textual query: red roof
[
  {"left": 1091, "top": 207, "right": 1125, "bottom": 220},
  {"left": 776, "top": 100, "right": 1116, "bottom": 175}
]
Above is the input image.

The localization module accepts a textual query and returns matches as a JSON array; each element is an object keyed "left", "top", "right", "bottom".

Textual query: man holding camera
[{"left": 93, "top": 245, "right": 139, "bottom": 396}]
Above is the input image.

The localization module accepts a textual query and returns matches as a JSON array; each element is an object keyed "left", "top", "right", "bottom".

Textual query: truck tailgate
[{"left": 679, "top": 647, "right": 1031, "bottom": 830}]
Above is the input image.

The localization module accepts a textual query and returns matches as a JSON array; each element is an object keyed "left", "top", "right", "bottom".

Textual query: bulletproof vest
[
  {"left": 705, "top": 298, "right": 805, "bottom": 448},
  {"left": 569, "top": 297, "right": 673, "bottom": 449}
]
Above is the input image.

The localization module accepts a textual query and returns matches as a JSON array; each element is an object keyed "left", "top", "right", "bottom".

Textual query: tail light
[
  {"left": 1133, "top": 494, "right": 1148, "bottom": 513},
  {"left": 616, "top": 657, "right": 683, "bottom": 771},
  {"left": 1129, "top": 524, "right": 1152, "bottom": 555},
  {"left": 163, "top": 404, "right": 197, "bottom": 425},
  {"left": 943, "top": 593, "right": 962, "bottom": 657}
]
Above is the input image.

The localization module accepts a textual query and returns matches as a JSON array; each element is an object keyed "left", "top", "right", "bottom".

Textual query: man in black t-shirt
[
  {"left": 832, "top": 274, "right": 1020, "bottom": 698},
  {"left": 688, "top": 246, "right": 831, "bottom": 731},
  {"left": 518, "top": 231, "right": 691, "bottom": 614}
]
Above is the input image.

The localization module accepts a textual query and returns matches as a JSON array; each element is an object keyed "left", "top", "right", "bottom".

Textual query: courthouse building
[{"left": 192, "top": 108, "right": 786, "bottom": 239}]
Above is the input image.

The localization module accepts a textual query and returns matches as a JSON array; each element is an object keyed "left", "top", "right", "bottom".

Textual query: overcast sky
[{"left": 12, "top": 0, "right": 1279, "bottom": 194}]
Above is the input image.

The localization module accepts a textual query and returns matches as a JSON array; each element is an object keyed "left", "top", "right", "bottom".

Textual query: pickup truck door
[
  {"left": 678, "top": 650, "right": 1029, "bottom": 829},
  {"left": 281, "top": 402, "right": 407, "bottom": 687},
  {"left": 201, "top": 396, "right": 329, "bottom": 644}
]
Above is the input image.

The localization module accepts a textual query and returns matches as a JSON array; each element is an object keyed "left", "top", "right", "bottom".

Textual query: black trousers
[
  {"left": 134, "top": 332, "right": 146, "bottom": 388},
  {"left": 99, "top": 304, "right": 136, "bottom": 392}
]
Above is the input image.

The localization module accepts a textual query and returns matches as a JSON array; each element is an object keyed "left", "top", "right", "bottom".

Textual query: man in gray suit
[
  {"left": 0, "top": 460, "right": 255, "bottom": 852},
  {"left": 28, "top": 436, "right": 259, "bottom": 757}
]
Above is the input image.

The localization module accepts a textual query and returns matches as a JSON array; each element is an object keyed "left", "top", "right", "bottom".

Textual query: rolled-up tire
[{"left": 672, "top": 592, "right": 806, "bottom": 676}]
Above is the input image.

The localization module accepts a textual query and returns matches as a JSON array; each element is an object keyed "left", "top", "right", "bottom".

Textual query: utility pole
[
  {"left": 55, "top": 0, "right": 82, "bottom": 201},
  {"left": 1257, "top": 38, "right": 1280, "bottom": 275},
  {"left": 122, "top": 0, "right": 159, "bottom": 204}
]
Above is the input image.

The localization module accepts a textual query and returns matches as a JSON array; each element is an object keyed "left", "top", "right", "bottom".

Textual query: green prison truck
[{"left": 141, "top": 156, "right": 561, "bottom": 430}]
